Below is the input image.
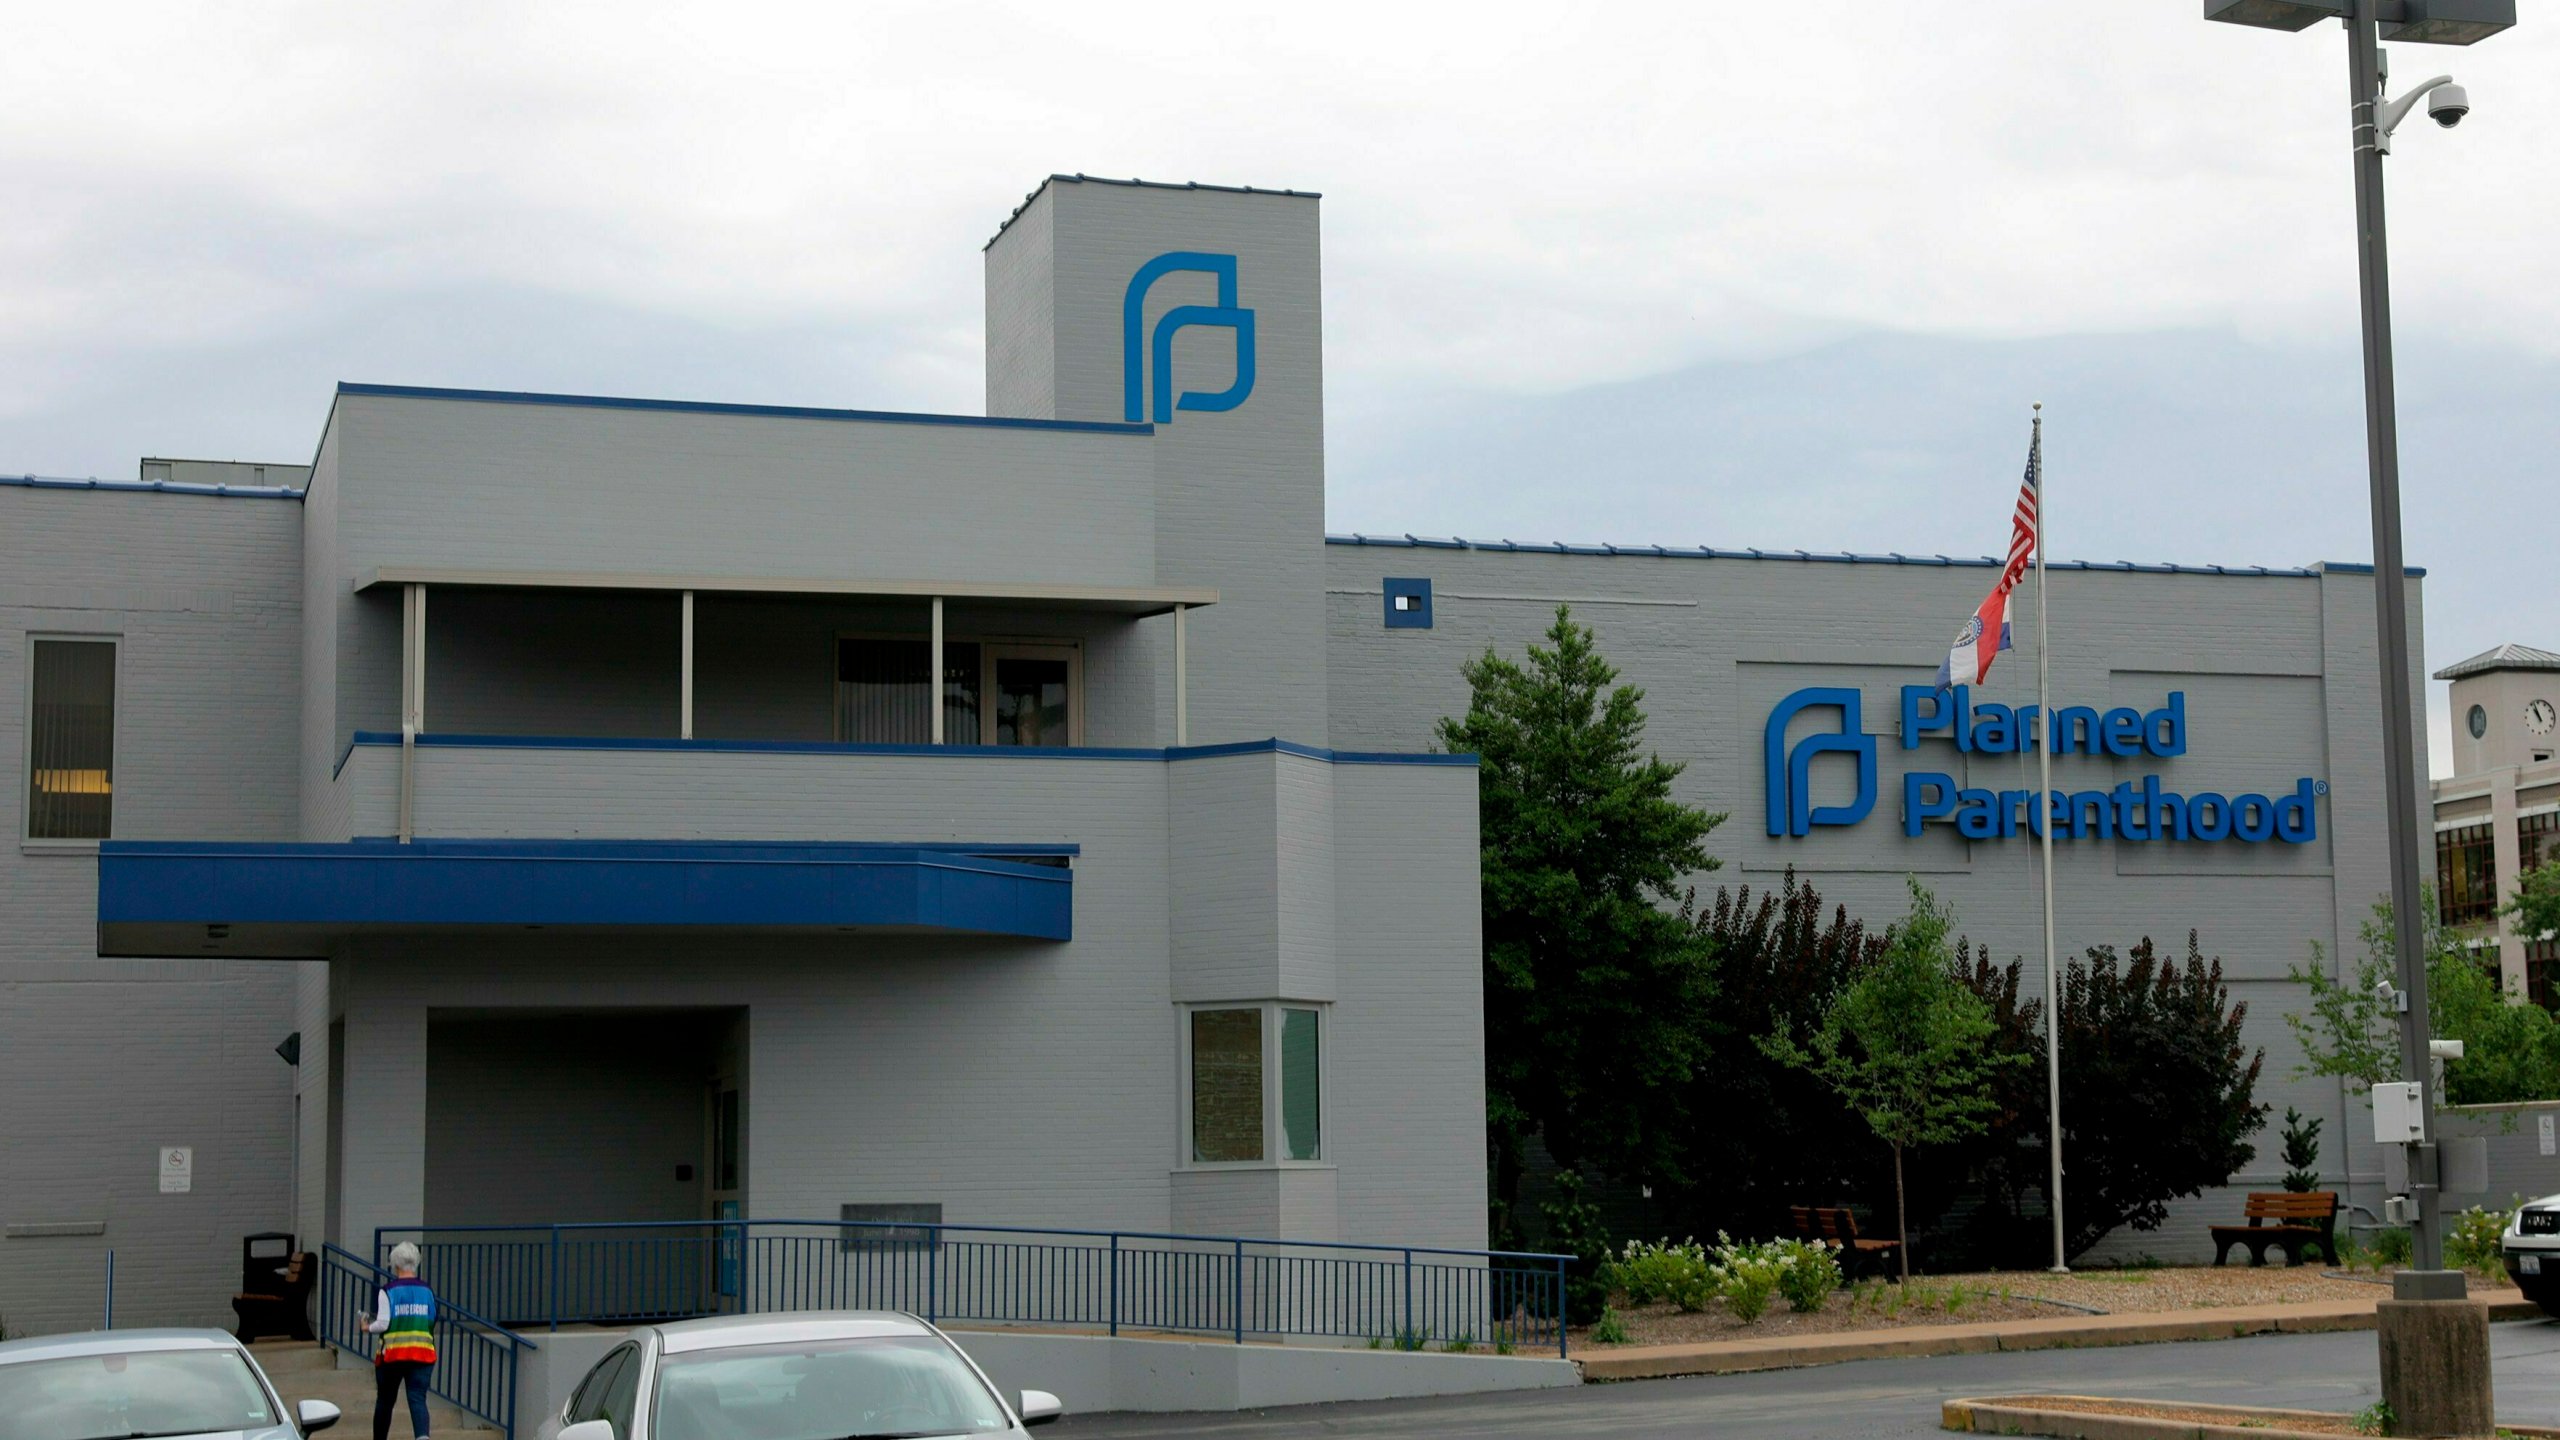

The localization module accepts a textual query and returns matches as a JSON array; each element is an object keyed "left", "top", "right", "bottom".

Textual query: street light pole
[{"left": 2343, "top": 0, "right": 2446, "bottom": 1281}]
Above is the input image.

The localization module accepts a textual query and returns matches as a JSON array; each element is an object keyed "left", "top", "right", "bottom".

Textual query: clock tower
[{"left": 2439, "top": 643, "right": 2560, "bottom": 778}]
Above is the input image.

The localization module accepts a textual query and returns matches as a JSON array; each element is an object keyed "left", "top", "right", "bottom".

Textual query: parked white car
[
  {"left": 2502, "top": 1195, "right": 2560, "bottom": 1316},
  {"left": 547, "top": 1313, "right": 1060, "bottom": 1440},
  {"left": 0, "top": 1327, "right": 343, "bottom": 1440}
]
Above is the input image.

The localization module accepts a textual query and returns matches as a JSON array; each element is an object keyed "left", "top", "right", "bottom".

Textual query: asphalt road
[{"left": 1055, "top": 1321, "right": 2560, "bottom": 1439}]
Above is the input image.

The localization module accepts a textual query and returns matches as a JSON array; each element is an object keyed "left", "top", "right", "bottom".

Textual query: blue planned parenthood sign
[{"left": 1766, "top": 684, "right": 2325, "bottom": 844}]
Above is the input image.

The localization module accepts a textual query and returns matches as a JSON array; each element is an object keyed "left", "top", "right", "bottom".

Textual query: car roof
[
  {"left": 649, "top": 1311, "right": 936, "bottom": 1354},
  {"left": 0, "top": 1328, "right": 247, "bottom": 1364}
]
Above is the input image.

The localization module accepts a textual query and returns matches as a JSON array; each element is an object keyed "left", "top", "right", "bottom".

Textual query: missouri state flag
[{"left": 1934, "top": 425, "right": 2042, "bottom": 690}]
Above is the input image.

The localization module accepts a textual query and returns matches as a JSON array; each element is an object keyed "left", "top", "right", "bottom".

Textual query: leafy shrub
[
  {"left": 2371, "top": 1227, "right": 2414, "bottom": 1269},
  {"left": 2445, "top": 1204, "right": 2514, "bottom": 1279},
  {"left": 1602, "top": 1238, "right": 1716, "bottom": 1312},
  {"left": 1590, "top": 1306, "right": 1630, "bottom": 1345},
  {"left": 1774, "top": 1238, "right": 1844, "bottom": 1313},
  {"left": 1538, "top": 1171, "right": 1615, "bottom": 1325},
  {"left": 1707, "top": 1233, "right": 1788, "bottom": 1324}
]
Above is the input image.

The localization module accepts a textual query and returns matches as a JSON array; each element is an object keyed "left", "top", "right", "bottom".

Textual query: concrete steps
[{"left": 247, "top": 1340, "right": 502, "bottom": 1438}]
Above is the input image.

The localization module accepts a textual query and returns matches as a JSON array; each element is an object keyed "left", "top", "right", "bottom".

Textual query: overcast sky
[{"left": 6, "top": 2, "right": 2554, "bottom": 771}]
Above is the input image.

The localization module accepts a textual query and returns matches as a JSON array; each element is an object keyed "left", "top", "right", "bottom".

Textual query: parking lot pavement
[{"left": 1055, "top": 1321, "right": 2560, "bottom": 1439}]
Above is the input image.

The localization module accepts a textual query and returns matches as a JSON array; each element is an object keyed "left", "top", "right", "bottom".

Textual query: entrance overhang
[{"left": 97, "top": 838, "right": 1075, "bottom": 958}]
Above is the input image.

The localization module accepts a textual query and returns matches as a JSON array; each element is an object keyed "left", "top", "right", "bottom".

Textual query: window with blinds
[
  {"left": 835, "top": 639, "right": 980, "bottom": 744},
  {"left": 27, "top": 638, "right": 116, "bottom": 839}
]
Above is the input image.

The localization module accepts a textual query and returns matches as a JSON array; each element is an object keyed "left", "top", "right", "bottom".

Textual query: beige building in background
[{"left": 2431, "top": 644, "right": 2560, "bottom": 1001}]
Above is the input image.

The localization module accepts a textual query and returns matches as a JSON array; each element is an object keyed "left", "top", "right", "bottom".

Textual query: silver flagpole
[{"left": 2033, "top": 403, "right": 2065, "bottom": 1274}]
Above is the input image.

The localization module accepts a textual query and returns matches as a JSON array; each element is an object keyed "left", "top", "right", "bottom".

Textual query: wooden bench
[
  {"left": 1789, "top": 1204, "right": 1903, "bottom": 1281},
  {"left": 231, "top": 1251, "right": 316, "bottom": 1342},
  {"left": 2209, "top": 1192, "right": 2339, "bottom": 1268}
]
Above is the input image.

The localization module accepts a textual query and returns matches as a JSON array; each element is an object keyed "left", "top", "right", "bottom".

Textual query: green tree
[
  {"left": 1438, "top": 606, "right": 1724, "bottom": 1235},
  {"left": 1672, "top": 870, "right": 1889, "bottom": 1238},
  {"left": 2507, "top": 860, "right": 2560, "bottom": 946},
  {"left": 1761, "top": 881, "right": 2024, "bottom": 1279},
  {"left": 2287, "top": 890, "right": 2560, "bottom": 1105},
  {"left": 2279, "top": 1107, "right": 2324, "bottom": 1193},
  {"left": 2048, "top": 934, "right": 2268, "bottom": 1260}
]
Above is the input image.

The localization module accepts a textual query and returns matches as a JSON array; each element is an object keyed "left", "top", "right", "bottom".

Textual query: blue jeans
[{"left": 374, "top": 1360, "right": 432, "bottom": 1440}]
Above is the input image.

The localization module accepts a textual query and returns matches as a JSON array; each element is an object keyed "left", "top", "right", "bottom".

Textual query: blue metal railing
[
  {"left": 319, "top": 1244, "right": 538, "bottom": 1440},
  {"left": 377, "top": 1219, "right": 1573, "bottom": 1358}
]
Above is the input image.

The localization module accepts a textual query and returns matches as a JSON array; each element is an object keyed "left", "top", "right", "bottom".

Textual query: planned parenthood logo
[
  {"left": 1763, "top": 687, "right": 1879, "bottom": 838},
  {"left": 1122, "top": 252, "right": 1257, "bottom": 423},
  {"left": 1762, "top": 683, "right": 2327, "bottom": 845}
]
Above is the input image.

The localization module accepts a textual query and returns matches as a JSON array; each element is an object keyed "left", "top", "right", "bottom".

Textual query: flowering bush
[
  {"left": 1773, "top": 1237, "right": 1845, "bottom": 1312},
  {"left": 1707, "top": 1233, "right": 1787, "bottom": 1323},
  {"left": 2445, "top": 1203, "right": 2515, "bottom": 1279},
  {"left": 1602, "top": 1238, "right": 1717, "bottom": 1312}
]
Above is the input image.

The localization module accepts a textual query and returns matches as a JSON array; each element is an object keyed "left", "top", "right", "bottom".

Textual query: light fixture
[
  {"left": 2203, "top": 0, "right": 2348, "bottom": 32},
  {"left": 2382, "top": 0, "right": 2516, "bottom": 45}
]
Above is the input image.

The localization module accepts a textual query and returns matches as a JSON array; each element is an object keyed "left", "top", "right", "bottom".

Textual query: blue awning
[{"left": 97, "top": 839, "right": 1074, "bottom": 957}]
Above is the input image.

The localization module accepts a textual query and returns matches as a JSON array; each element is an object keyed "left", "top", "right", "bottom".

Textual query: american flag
[{"left": 1934, "top": 425, "right": 2043, "bottom": 690}]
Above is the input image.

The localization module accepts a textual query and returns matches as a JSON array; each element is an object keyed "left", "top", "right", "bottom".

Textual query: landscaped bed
[{"left": 1573, "top": 1263, "right": 2522, "bottom": 1350}]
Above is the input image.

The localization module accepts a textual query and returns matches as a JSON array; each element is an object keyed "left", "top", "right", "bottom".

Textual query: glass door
[{"left": 981, "top": 645, "right": 1079, "bottom": 747}]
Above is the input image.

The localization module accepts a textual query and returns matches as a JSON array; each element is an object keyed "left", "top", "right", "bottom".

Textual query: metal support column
[
  {"left": 1174, "top": 603, "right": 1189, "bottom": 747},
  {"left": 680, "top": 590, "right": 695, "bottom": 740},
  {"left": 2346, "top": 0, "right": 2445, "bottom": 1278},
  {"left": 930, "top": 597, "right": 945, "bottom": 745},
  {"left": 399, "top": 582, "right": 425, "bottom": 843}
]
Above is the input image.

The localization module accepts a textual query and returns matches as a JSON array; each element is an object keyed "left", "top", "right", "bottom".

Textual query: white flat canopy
[{"left": 358, "top": 566, "right": 1215, "bottom": 616}]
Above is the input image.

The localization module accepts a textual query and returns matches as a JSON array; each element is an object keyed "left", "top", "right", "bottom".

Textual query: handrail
[
  {"left": 375, "top": 1217, "right": 1573, "bottom": 1358},
  {"left": 318, "top": 1243, "right": 536, "bottom": 1440},
  {"left": 324, "top": 1243, "right": 540, "bottom": 1351},
  {"left": 377, "top": 1218, "right": 1572, "bottom": 1265}
]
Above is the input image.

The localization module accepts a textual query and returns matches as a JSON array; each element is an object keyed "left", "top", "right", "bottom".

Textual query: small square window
[{"left": 1383, "top": 578, "right": 1433, "bottom": 629}]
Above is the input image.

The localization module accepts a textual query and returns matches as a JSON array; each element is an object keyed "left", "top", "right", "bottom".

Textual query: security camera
[{"left": 2429, "top": 82, "right": 2469, "bottom": 127}]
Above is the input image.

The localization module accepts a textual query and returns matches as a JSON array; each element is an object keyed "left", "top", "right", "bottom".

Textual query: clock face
[
  {"left": 2530, "top": 698, "right": 2558, "bottom": 737},
  {"left": 2469, "top": 705, "right": 2489, "bottom": 740}
]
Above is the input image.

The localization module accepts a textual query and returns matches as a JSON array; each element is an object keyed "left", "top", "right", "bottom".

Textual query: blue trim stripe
[
  {"left": 334, "top": 382, "right": 1152, "bottom": 437},
  {"left": 343, "top": 731, "right": 1478, "bottom": 768},
  {"left": 1, "top": 473, "right": 304, "bottom": 501},
  {"left": 1324, "top": 534, "right": 2425, "bottom": 579},
  {"left": 99, "top": 839, "right": 1073, "bottom": 944}
]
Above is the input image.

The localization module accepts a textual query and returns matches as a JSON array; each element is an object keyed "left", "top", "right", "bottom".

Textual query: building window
[
  {"left": 2524, "top": 811, "right": 2559, "bottom": 879},
  {"left": 1280, "top": 1007, "right": 1321, "bottom": 1162},
  {"left": 835, "top": 637, "right": 1080, "bottom": 747},
  {"left": 2530, "top": 939, "right": 2560, "bottom": 1013},
  {"left": 1383, "top": 578, "right": 1433, "bottom": 629},
  {"left": 1184, "top": 1002, "right": 1324, "bottom": 1165},
  {"left": 836, "top": 638, "right": 980, "bottom": 744},
  {"left": 1189, "top": 1008, "right": 1263, "bottom": 1163},
  {"left": 2437, "top": 822, "right": 2497, "bottom": 927},
  {"left": 26, "top": 637, "right": 117, "bottom": 840}
]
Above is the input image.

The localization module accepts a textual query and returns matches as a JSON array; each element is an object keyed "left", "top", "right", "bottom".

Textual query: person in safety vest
[{"left": 364, "top": 1241, "right": 438, "bottom": 1440}]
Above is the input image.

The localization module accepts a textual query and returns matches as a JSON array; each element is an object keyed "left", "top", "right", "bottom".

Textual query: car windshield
[
  {"left": 0, "top": 1347, "right": 280, "bottom": 1440},
  {"left": 651, "top": 1335, "right": 1012, "bottom": 1440}
]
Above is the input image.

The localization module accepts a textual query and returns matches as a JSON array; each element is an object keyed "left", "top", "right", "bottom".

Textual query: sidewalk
[{"left": 1575, "top": 1294, "right": 2547, "bottom": 1381}]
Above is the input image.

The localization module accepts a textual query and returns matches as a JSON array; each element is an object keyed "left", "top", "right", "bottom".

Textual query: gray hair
[{"left": 387, "top": 1242, "right": 422, "bottom": 1272}]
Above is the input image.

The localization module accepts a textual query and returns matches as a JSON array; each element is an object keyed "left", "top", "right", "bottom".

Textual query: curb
[
  {"left": 1941, "top": 1393, "right": 2560, "bottom": 1439},
  {"left": 1576, "top": 1297, "right": 2546, "bottom": 1382}
]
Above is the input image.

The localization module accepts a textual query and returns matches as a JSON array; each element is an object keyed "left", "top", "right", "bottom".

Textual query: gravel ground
[{"left": 1574, "top": 1265, "right": 2523, "bottom": 1349}]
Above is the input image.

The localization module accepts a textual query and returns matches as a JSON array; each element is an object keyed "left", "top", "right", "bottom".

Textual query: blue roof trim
[
  {"left": 333, "top": 382, "right": 1154, "bottom": 437},
  {"left": 344, "top": 731, "right": 1477, "bottom": 768},
  {"left": 98, "top": 839, "right": 1074, "bottom": 951},
  {"left": 1, "top": 473, "right": 305, "bottom": 500},
  {"left": 1324, "top": 534, "right": 2425, "bottom": 579}
]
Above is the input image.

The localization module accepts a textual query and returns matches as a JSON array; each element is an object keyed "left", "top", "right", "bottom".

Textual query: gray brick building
[{"left": 2, "top": 175, "right": 2424, "bottom": 1333}]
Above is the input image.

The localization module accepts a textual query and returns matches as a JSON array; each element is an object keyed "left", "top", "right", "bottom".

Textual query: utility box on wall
[{"left": 2374, "top": 1082, "right": 2426, "bottom": 1144}]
